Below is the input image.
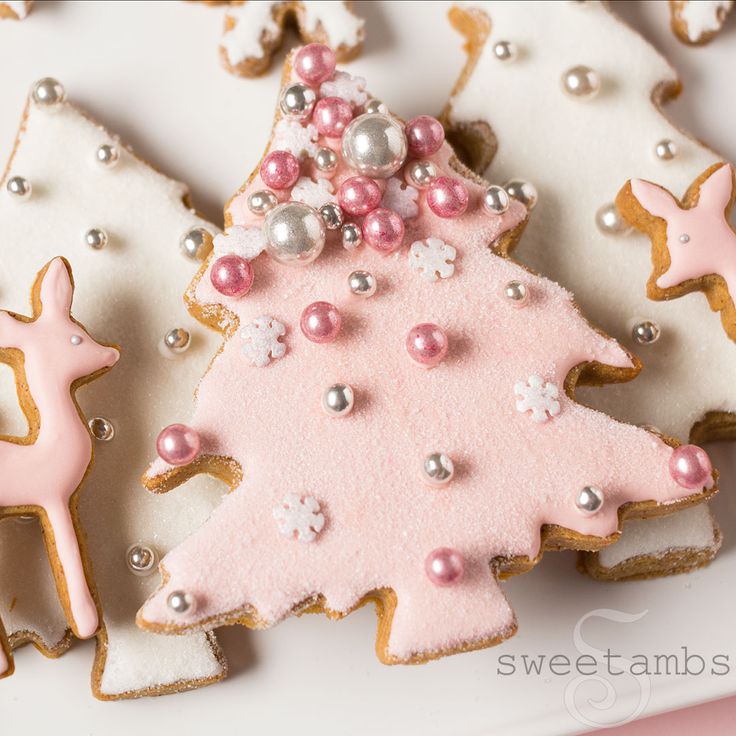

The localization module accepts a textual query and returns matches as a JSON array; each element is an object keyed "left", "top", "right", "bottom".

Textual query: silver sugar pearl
[
  {"left": 405, "top": 160, "right": 437, "bottom": 189},
  {"left": 280, "top": 82, "right": 316, "bottom": 120},
  {"left": 348, "top": 269, "right": 377, "bottom": 297},
  {"left": 561, "top": 65, "right": 601, "bottom": 99},
  {"left": 180, "top": 227, "right": 213, "bottom": 261},
  {"left": 322, "top": 383, "right": 354, "bottom": 417},
  {"left": 493, "top": 40, "right": 518, "bottom": 62},
  {"left": 576, "top": 486, "right": 604, "bottom": 515},
  {"left": 247, "top": 189, "right": 278, "bottom": 216},
  {"left": 504, "top": 179, "right": 537, "bottom": 210},
  {"left": 483, "top": 185, "right": 510, "bottom": 215},
  {"left": 342, "top": 113, "right": 408, "bottom": 179},
  {"left": 263, "top": 201, "right": 326, "bottom": 265},
  {"left": 6, "top": 175, "right": 31, "bottom": 199},
  {"left": 342, "top": 222, "right": 363, "bottom": 250},
  {"left": 84, "top": 228, "right": 108, "bottom": 250},
  {"left": 314, "top": 147, "right": 339, "bottom": 173},
  {"left": 632, "top": 320, "right": 660, "bottom": 345},
  {"left": 503, "top": 280, "right": 529, "bottom": 306},
  {"left": 679, "top": 233, "right": 690, "bottom": 243},
  {"left": 655, "top": 139, "right": 678, "bottom": 161},
  {"left": 595, "top": 203, "right": 632, "bottom": 235},
  {"left": 167, "top": 590, "right": 194, "bottom": 614},
  {"left": 95, "top": 143, "right": 119, "bottom": 168},
  {"left": 365, "top": 98, "right": 389, "bottom": 115},
  {"left": 163, "top": 327, "right": 191, "bottom": 354},
  {"left": 126, "top": 544, "right": 157, "bottom": 576},
  {"left": 31, "top": 77, "right": 66, "bottom": 107},
  {"left": 319, "top": 202, "right": 343, "bottom": 230},
  {"left": 88, "top": 416, "right": 115, "bottom": 442},
  {"left": 421, "top": 453, "right": 455, "bottom": 486}
]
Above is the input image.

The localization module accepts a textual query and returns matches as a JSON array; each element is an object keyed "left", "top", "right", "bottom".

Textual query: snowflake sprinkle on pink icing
[
  {"left": 290, "top": 177, "right": 337, "bottom": 209},
  {"left": 272, "top": 119, "right": 320, "bottom": 160},
  {"left": 319, "top": 71, "right": 368, "bottom": 107},
  {"left": 409, "top": 238, "right": 456, "bottom": 282},
  {"left": 214, "top": 225, "right": 266, "bottom": 261}
]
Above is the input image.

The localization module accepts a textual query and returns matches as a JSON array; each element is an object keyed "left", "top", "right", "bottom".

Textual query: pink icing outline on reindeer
[
  {"left": 133, "top": 48, "right": 717, "bottom": 664},
  {"left": 0, "top": 258, "right": 119, "bottom": 677},
  {"left": 618, "top": 163, "right": 736, "bottom": 341}
]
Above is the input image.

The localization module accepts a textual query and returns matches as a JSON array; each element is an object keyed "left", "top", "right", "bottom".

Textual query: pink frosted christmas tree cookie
[
  {"left": 137, "top": 46, "right": 716, "bottom": 663},
  {"left": 0, "top": 258, "right": 119, "bottom": 678},
  {"left": 617, "top": 163, "right": 736, "bottom": 342}
]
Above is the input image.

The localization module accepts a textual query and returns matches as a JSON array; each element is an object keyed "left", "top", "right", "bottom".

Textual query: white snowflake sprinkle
[
  {"left": 272, "top": 119, "right": 320, "bottom": 159},
  {"left": 409, "top": 238, "right": 456, "bottom": 282},
  {"left": 514, "top": 376, "right": 561, "bottom": 423},
  {"left": 381, "top": 178, "right": 419, "bottom": 220},
  {"left": 213, "top": 225, "right": 265, "bottom": 261},
  {"left": 240, "top": 316, "right": 286, "bottom": 367},
  {"left": 273, "top": 494, "right": 325, "bottom": 543},
  {"left": 290, "top": 177, "right": 337, "bottom": 209},
  {"left": 320, "top": 71, "right": 368, "bottom": 107}
]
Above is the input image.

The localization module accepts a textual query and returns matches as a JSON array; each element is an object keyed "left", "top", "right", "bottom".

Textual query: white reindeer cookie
[
  {"left": 670, "top": 0, "right": 733, "bottom": 45},
  {"left": 0, "top": 258, "right": 119, "bottom": 678},
  {"left": 219, "top": 0, "right": 365, "bottom": 77}
]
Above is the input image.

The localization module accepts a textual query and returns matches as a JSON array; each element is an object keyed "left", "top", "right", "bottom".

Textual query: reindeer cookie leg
[
  {"left": 43, "top": 501, "right": 98, "bottom": 639},
  {"left": 383, "top": 564, "right": 516, "bottom": 663}
]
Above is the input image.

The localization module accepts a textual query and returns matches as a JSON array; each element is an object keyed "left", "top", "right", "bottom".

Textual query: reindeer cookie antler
[
  {"left": 617, "top": 163, "right": 736, "bottom": 341},
  {"left": 0, "top": 258, "right": 118, "bottom": 677}
]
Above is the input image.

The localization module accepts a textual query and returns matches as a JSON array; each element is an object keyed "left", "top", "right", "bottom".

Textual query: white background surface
[{"left": 1, "top": 1, "right": 736, "bottom": 734}]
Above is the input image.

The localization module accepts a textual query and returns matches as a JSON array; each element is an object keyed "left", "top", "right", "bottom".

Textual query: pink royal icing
[
  {"left": 631, "top": 164, "right": 736, "bottom": 299},
  {"left": 139, "top": 55, "right": 710, "bottom": 661},
  {"left": 0, "top": 258, "right": 119, "bottom": 640}
]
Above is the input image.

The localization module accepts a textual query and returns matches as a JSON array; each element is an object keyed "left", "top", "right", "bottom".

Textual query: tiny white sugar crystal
[
  {"left": 241, "top": 316, "right": 286, "bottom": 367},
  {"left": 273, "top": 494, "right": 325, "bottom": 543},
  {"left": 320, "top": 71, "right": 368, "bottom": 107},
  {"left": 382, "top": 178, "right": 419, "bottom": 220},
  {"left": 290, "top": 177, "right": 337, "bottom": 209},
  {"left": 514, "top": 376, "right": 561, "bottom": 423},
  {"left": 213, "top": 225, "right": 265, "bottom": 261},
  {"left": 272, "top": 119, "right": 320, "bottom": 160},
  {"left": 409, "top": 238, "right": 456, "bottom": 282}
]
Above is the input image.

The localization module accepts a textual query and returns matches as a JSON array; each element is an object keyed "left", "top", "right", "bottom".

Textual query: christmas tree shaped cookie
[
  {"left": 0, "top": 258, "right": 119, "bottom": 678},
  {"left": 137, "top": 46, "right": 715, "bottom": 663},
  {"left": 0, "top": 79, "right": 226, "bottom": 697},
  {"left": 670, "top": 1, "right": 733, "bottom": 45},
  {"left": 443, "top": 0, "right": 729, "bottom": 579}
]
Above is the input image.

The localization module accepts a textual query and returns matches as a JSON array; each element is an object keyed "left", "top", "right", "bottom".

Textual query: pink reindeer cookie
[
  {"left": 0, "top": 257, "right": 119, "bottom": 678},
  {"left": 617, "top": 163, "right": 736, "bottom": 342},
  {"left": 137, "top": 47, "right": 716, "bottom": 664}
]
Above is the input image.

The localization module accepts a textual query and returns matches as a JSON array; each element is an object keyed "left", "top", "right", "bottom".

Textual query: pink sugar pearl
[
  {"left": 313, "top": 96, "right": 353, "bottom": 138},
  {"left": 338, "top": 176, "right": 382, "bottom": 216},
  {"left": 406, "top": 323, "right": 448, "bottom": 367},
  {"left": 210, "top": 255, "right": 254, "bottom": 298},
  {"left": 300, "top": 301, "right": 342, "bottom": 343},
  {"left": 427, "top": 176, "right": 469, "bottom": 218},
  {"left": 425, "top": 548, "right": 464, "bottom": 587},
  {"left": 294, "top": 43, "right": 336, "bottom": 86},
  {"left": 363, "top": 207, "right": 405, "bottom": 254},
  {"left": 669, "top": 444, "right": 713, "bottom": 489},
  {"left": 405, "top": 115, "right": 445, "bottom": 158},
  {"left": 157, "top": 424, "right": 201, "bottom": 466},
  {"left": 260, "top": 150, "right": 300, "bottom": 190}
]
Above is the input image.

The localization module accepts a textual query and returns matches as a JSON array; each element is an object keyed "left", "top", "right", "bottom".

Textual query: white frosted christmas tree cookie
[
  {"left": 135, "top": 47, "right": 714, "bottom": 664},
  {"left": 670, "top": 0, "right": 733, "bottom": 45},
  {"left": 0, "top": 79, "right": 226, "bottom": 698},
  {"left": 443, "top": 0, "right": 727, "bottom": 579},
  {"left": 0, "top": 1, "right": 32, "bottom": 20},
  {"left": 218, "top": 1, "right": 364, "bottom": 77}
]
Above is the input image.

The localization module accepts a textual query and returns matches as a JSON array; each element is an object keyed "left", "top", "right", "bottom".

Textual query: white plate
[{"left": 1, "top": 2, "right": 736, "bottom": 734}]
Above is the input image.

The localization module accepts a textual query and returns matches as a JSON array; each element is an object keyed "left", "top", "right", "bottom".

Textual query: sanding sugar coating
[{"left": 139, "top": 49, "right": 709, "bottom": 663}]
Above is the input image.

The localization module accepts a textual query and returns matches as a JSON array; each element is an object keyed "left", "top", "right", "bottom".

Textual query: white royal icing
[
  {"left": 0, "top": 96, "right": 225, "bottom": 697},
  {"left": 448, "top": 0, "right": 723, "bottom": 567},
  {"left": 679, "top": 0, "right": 733, "bottom": 42}
]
